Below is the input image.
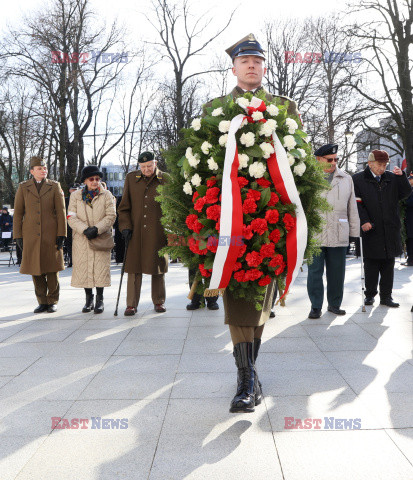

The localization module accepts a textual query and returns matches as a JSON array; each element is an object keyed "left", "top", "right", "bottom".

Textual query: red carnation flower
[
  {"left": 269, "top": 229, "right": 281, "bottom": 243},
  {"left": 246, "top": 189, "right": 261, "bottom": 201},
  {"left": 275, "top": 262, "right": 286, "bottom": 275},
  {"left": 267, "top": 192, "right": 279, "bottom": 206},
  {"left": 251, "top": 218, "right": 268, "bottom": 235},
  {"left": 234, "top": 269, "right": 247, "bottom": 282},
  {"left": 283, "top": 213, "right": 296, "bottom": 231},
  {"left": 256, "top": 178, "right": 271, "bottom": 188},
  {"left": 185, "top": 214, "right": 203, "bottom": 234},
  {"left": 188, "top": 237, "right": 208, "bottom": 255},
  {"left": 199, "top": 263, "right": 212, "bottom": 277},
  {"left": 237, "top": 244, "right": 247, "bottom": 258},
  {"left": 205, "top": 187, "right": 220, "bottom": 204},
  {"left": 206, "top": 205, "right": 221, "bottom": 221},
  {"left": 269, "top": 254, "right": 284, "bottom": 268},
  {"left": 243, "top": 198, "right": 257, "bottom": 214},
  {"left": 192, "top": 191, "right": 199, "bottom": 203},
  {"left": 207, "top": 177, "right": 217, "bottom": 187},
  {"left": 265, "top": 209, "right": 280, "bottom": 224},
  {"left": 258, "top": 275, "right": 272, "bottom": 286},
  {"left": 245, "top": 268, "right": 263, "bottom": 281},
  {"left": 242, "top": 224, "right": 253, "bottom": 240},
  {"left": 194, "top": 197, "right": 206, "bottom": 212},
  {"left": 260, "top": 242, "right": 275, "bottom": 258},
  {"left": 215, "top": 221, "right": 220, "bottom": 232},
  {"left": 237, "top": 177, "right": 249, "bottom": 188},
  {"left": 233, "top": 262, "right": 242, "bottom": 271},
  {"left": 245, "top": 251, "right": 263, "bottom": 267}
]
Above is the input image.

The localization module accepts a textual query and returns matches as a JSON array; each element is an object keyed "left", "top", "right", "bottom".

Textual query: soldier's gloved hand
[
  {"left": 83, "top": 227, "right": 98, "bottom": 240},
  {"left": 56, "top": 236, "right": 65, "bottom": 250},
  {"left": 15, "top": 238, "right": 23, "bottom": 250},
  {"left": 121, "top": 229, "right": 133, "bottom": 242}
]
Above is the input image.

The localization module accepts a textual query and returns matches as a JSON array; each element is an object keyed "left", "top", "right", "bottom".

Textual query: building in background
[
  {"left": 101, "top": 164, "right": 127, "bottom": 196},
  {"left": 356, "top": 118, "right": 404, "bottom": 172}
]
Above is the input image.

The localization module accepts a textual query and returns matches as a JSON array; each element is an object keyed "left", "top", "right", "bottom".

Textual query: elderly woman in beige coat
[{"left": 68, "top": 166, "right": 116, "bottom": 313}]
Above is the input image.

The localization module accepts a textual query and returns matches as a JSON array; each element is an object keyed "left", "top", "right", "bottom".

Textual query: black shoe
[
  {"left": 327, "top": 306, "right": 346, "bottom": 315},
  {"left": 253, "top": 338, "right": 262, "bottom": 404},
  {"left": 82, "top": 294, "right": 94, "bottom": 313},
  {"left": 380, "top": 298, "right": 399, "bottom": 308},
  {"left": 94, "top": 295, "right": 104, "bottom": 314},
  {"left": 47, "top": 304, "right": 57, "bottom": 313},
  {"left": 269, "top": 310, "right": 275, "bottom": 318},
  {"left": 207, "top": 301, "right": 219, "bottom": 310},
  {"left": 34, "top": 304, "right": 48, "bottom": 313},
  {"left": 364, "top": 297, "right": 374, "bottom": 305},
  {"left": 230, "top": 342, "right": 256, "bottom": 413},
  {"left": 186, "top": 302, "right": 200, "bottom": 310},
  {"left": 308, "top": 308, "right": 321, "bottom": 319}
]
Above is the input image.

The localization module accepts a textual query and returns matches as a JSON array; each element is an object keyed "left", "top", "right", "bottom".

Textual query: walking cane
[
  {"left": 114, "top": 237, "right": 130, "bottom": 316},
  {"left": 359, "top": 236, "right": 366, "bottom": 313}
]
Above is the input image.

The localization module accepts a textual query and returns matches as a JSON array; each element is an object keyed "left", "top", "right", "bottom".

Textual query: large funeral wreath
[{"left": 158, "top": 90, "right": 329, "bottom": 310}]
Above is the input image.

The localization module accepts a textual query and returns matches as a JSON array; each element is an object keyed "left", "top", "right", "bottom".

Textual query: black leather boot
[
  {"left": 94, "top": 294, "right": 104, "bottom": 314},
  {"left": 253, "top": 338, "right": 262, "bottom": 404},
  {"left": 82, "top": 294, "right": 94, "bottom": 313},
  {"left": 229, "top": 342, "right": 256, "bottom": 413}
]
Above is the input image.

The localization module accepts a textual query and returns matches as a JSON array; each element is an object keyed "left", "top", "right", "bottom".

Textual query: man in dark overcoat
[
  {"left": 402, "top": 173, "right": 413, "bottom": 266},
  {"left": 118, "top": 152, "right": 169, "bottom": 315},
  {"left": 202, "top": 34, "right": 300, "bottom": 413},
  {"left": 13, "top": 157, "right": 67, "bottom": 313},
  {"left": 353, "top": 149, "right": 411, "bottom": 307}
]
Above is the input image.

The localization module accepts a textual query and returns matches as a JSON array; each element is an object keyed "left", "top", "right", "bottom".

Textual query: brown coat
[
  {"left": 118, "top": 168, "right": 169, "bottom": 275},
  {"left": 68, "top": 188, "right": 116, "bottom": 288},
  {"left": 13, "top": 178, "right": 67, "bottom": 275}
]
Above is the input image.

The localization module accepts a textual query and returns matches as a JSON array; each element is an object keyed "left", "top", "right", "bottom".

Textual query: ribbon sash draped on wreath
[{"left": 204, "top": 97, "right": 308, "bottom": 301}]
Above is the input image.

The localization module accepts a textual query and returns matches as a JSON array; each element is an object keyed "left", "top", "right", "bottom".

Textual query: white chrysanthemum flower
[
  {"left": 259, "top": 119, "right": 277, "bottom": 137},
  {"left": 201, "top": 141, "right": 212, "bottom": 155},
  {"left": 297, "top": 148, "right": 306, "bottom": 158},
  {"left": 287, "top": 153, "right": 296, "bottom": 166},
  {"left": 191, "top": 118, "right": 201, "bottom": 131},
  {"left": 240, "top": 132, "right": 255, "bottom": 147},
  {"left": 251, "top": 111, "right": 264, "bottom": 121},
  {"left": 260, "top": 142, "right": 275, "bottom": 159},
  {"left": 249, "top": 162, "right": 266, "bottom": 178},
  {"left": 267, "top": 104, "right": 279, "bottom": 116},
  {"left": 191, "top": 173, "right": 202, "bottom": 187},
  {"left": 294, "top": 162, "right": 306, "bottom": 176},
  {"left": 236, "top": 97, "right": 250, "bottom": 109},
  {"left": 183, "top": 181, "right": 193, "bottom": 195},
  {"left": 211, "top": 107, "right": 224, "bottom": 117},
  {"left": 238, "top": 153, "right": 249, "bottom": 169},
  {"left": 207, "top": 157, "right": 219, "bottom": 171},
  {"left": 285, "top": 118, "right": 298, "bottom": 134},
  {"left": 187, "top": 153, "right": 200, "bottom": 168},
  {"left": 219, "top": 134, "right": 228, "bottom": 147},
  {"left": 186, "top": 147, "right": 193, "bottom": 158},
  {"left": 283, "top": 135, "right": 296, "bottom": 150},
  {"left": 218, "top": 120, "right": 231, "bottom": 133}
]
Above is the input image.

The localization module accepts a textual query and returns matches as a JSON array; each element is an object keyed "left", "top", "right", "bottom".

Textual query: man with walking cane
[
  {"left": 118, "top": 152, "right": 170, "bottom": 315},
  {"left": 353, "top": 150, "right": 411, "bottom": 307}
]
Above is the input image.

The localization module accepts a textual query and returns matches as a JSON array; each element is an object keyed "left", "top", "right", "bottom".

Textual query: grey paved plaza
[{"left": 0, "top": 252, "right": 412, "bottom": 479}]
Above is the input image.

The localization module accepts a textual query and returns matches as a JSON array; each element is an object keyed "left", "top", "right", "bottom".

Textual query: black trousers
[
  {"left": 406, "top": 238, "right": 413, "bottom": 263},
  {"left": 364, "top": 257, "right": 395, "bottom": 299},
  {"left": 188, "top": 268, "right": 218, "bottom": 306}
]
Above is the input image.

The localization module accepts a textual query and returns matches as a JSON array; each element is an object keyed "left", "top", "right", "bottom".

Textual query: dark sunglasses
[
  {"left": 321, "top": 156, "right": 340, "bottom": 163},
  {"left": 87, "top": 176, "right": 101, "bottom": 182}
]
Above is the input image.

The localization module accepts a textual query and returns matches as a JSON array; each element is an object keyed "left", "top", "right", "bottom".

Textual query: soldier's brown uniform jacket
[
  {"left": 13, "top": 178, "right": 67, "bottom": 275},
  {"left": 206, "top": 85, "right": 300, "bottom": 326},
  {"left": 118, "top": 168, "right": 169, "bottom": 275}
]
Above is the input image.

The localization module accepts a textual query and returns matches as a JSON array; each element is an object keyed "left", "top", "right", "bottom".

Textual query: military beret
[
  {"left": 138, "top": 151, "right": 155, "bottom": 163},
  {"left": 30, "top": 156, "right": 46, "bottom": 168},
  {"left": 368, "top": 150, "right": 389, "bottom": 163},
  {"left": 314, "top": 144, "right": 338, "bottom": 157},
  {"left": 225, "top": 33, "right": 265, "bottom": 61}
]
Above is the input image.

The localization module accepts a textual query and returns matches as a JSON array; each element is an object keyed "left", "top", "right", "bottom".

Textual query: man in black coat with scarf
[{"left": 353, "top": 150, "right": 412, "bottom": 307}]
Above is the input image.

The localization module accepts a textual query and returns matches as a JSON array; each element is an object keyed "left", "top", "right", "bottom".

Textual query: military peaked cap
[
  {"left": 225, "top": 33, "right": 265, "bottom": 61},
  {"left": 30, "top": 156, "right": 46, "bottom": 168},
  {"left": 314, "top": 144, "right": 338, "bottom": 157},
  {"left": 138, "top": 151, "right": 155, "bottom": 163}
]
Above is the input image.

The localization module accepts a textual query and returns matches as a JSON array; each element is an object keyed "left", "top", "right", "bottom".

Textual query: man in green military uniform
[
  {"left": 13, "top": 157, "right": 67, "bottom": 313},
  {"left": 118, "top": 152, "right": 169, "bottom": 315},
  {"left": 206, "top": 34, "right": 300, "bottom": 413}
]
